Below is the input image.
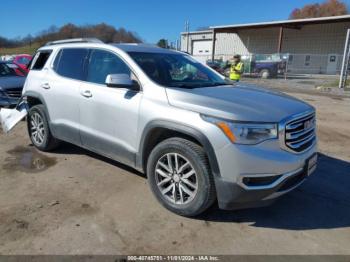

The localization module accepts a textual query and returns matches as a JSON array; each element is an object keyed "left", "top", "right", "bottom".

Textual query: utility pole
[
  {"left": 185, "top": 20, "right": 190, "bottom": 53},
  {"left": 339, "top": 29, "right": 350, "bottom": 89}
]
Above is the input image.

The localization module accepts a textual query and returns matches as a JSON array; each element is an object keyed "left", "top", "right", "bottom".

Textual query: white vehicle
[{"left": 2, "top": 38, "right": 317, "bottom": 216}]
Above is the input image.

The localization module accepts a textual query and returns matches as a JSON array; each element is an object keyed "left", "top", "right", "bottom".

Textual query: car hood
[
  {"left": 0, "top": 76, "right": 25, "bottom": 90},
  {"left": 166, "top": 83, "right": 313, "bottom": 122}
]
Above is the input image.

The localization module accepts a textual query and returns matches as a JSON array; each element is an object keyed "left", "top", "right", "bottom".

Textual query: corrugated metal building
[{"left": 180, "top": 15, "right": 350, "bottom": 74}]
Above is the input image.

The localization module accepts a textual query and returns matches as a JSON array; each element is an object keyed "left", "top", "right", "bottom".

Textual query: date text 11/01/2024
[{"left": 127, "top": 255, "right": 220, "bottom": 261}]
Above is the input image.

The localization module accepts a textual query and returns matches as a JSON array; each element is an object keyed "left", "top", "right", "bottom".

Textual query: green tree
[
  {"left": 0, "top": 23, "right": 142, "bottom": 48},
  {"left": 157, "top": 39, "right": 169, "bottom": 49}
]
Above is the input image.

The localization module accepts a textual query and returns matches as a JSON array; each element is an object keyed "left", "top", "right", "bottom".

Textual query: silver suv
[{"left": 22, "top": 38, "right": 317, "bottom": 216}]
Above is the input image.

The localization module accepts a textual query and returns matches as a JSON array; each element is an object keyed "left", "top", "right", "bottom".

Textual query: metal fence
[
  {"left": 191, "top": 53, "right": 343, "bottom": 76},
  {"left": 284, "top": 54, "right": 342, "bottom": 75}
]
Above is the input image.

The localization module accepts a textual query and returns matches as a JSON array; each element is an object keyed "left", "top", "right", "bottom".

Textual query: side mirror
[{"left": 105, "top": 74, "right": 139, "bottom": 91}]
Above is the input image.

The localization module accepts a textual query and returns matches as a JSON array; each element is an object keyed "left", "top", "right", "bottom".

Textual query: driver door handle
[
  {"left": 81, "top": 90, "right": 92, "bottom": 98},
  {"left": 41, "top": 83, "right": 50, "bottom": 89}
]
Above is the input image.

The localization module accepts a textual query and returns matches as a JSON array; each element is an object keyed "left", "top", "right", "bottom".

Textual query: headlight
[{"left": 201, "top": 115, "right": 278, "bottom": 145}]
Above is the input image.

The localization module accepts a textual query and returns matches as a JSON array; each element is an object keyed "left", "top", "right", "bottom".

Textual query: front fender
[{"left": 136, "top": 120, "right": 221, "bottom": 178}]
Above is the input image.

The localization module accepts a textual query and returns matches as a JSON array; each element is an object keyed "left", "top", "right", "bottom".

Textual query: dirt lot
[{"left": 0, "top": 86, "right": 350, "bottom": 255}]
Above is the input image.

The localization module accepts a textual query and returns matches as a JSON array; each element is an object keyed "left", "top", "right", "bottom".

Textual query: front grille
[
  {"left": 4, "top": 88, "right": 22, "bottom": 98},
  {"left": 284, "top": 112, "right": 316, "bottom": 153}
]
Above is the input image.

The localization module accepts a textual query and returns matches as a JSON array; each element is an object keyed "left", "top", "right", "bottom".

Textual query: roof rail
[
  {"left": 45, "top": 38, "right": 103, "bottom": 46},
  {"left": 113, "top": 43, "right": 161, "bottom": 48}
]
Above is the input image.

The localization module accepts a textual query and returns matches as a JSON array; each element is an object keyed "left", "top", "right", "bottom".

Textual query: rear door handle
[
  {"left": 41, "top": 83, "right": 50, "bottom": 89},
  {"left": 81, "top": 90, "right": 92, "bottom": 98}
]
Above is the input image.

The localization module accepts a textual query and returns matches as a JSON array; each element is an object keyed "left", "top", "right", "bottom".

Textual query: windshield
[
  {"left": 128, "top": 52, "right": 227, "bottom": 88},
  {"left": 0, "top": 63, "right": 17, "bottom": 77}
]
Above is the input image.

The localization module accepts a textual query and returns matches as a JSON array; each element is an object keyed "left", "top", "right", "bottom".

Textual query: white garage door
[{"left": 192, "top": 40, "right": 212, "bottom": 63}]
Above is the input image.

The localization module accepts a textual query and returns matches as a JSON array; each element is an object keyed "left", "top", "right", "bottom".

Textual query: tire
[
  {"left": 27, "top": 104, "right": 60, "bottom": 151},
  {"left": 260, "top": 69, "right": 270, "bottom": 79},
  {"left": 147, "top": 137, "right": 216, "bottom": 217}
]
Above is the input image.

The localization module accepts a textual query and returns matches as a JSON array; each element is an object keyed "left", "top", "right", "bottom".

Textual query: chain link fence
[
  {"left": 190, "top": 52, "right": 346, "bottom": 92},
  {"left": 193, "top": 53, "right": 343, "bottom": 78}
]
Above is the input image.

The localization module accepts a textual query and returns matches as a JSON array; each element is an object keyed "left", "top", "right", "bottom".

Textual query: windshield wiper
[
  {"left": 210, "top": 82, "right": 229, "bottom": 86},
  {"left": 190, "top": 82, "right": 229, "bottom": 88},
  {"left": 169, "top": 82, "right": 229, "bottom": 89},
  {"left": 170, "top": 84, "right": 197, "bottom": 89}
]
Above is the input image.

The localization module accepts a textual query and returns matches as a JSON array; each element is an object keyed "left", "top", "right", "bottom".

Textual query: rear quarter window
[
  {"left": 53, "top": 48, "right": 89, "bottom": 81},
  {"left": 31, "top": 50, "right": 52, "bottom": 70}
]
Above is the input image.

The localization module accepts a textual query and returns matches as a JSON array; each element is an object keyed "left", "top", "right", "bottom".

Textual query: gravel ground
[
  {"left": 243, "top": 75, "right": 350, "bottom": 98},
  {"left": 0, "top": 86, "right": 349, "bottom": 255}
]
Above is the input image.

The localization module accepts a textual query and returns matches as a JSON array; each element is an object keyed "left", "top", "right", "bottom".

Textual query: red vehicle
[
  {"left": 11, "top": 54, "right": 32, "bottom": 74},
  {"left": 6, "top": 63, "right": 27, "bottom": 77}
]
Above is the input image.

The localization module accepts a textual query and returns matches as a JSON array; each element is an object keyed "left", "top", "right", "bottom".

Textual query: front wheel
[{"left": 147, "top": 138, "right": 216, "bottom": 216}]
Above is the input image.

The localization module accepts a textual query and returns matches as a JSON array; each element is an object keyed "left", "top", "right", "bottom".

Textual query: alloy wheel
[
  {"left": 155, "top": 153, "right": 198, "bottom": 205},
  {"left": 30, "top": 112, "right": 45, "bottom": 145}
]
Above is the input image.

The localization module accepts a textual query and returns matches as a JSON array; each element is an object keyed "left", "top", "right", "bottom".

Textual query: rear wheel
[
  {"left": 260, "top": 69, "right": 270, "bottom": 79},
  {"left": 147, "top": 137, "right": 216, "bottom": 217},
  {"left": 27, "top": 105, "right": 60, "bottom": 151}
]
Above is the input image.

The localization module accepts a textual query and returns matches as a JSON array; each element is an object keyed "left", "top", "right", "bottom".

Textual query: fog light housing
[{"left": 242, "top": 175, "right": 282, "bottom": 187}]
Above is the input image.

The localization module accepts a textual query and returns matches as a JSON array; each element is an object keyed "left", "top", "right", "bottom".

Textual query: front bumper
[
  {"left": 215, "top": 160, "right": 316, "bottom": 210},
  {"left": 214, "top": 139, "right": 317, "bottom": 210}
]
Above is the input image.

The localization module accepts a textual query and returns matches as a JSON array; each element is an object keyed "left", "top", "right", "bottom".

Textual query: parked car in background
[
  {"left": 11, "top": 54, "right": 32, "bottom": 74},
  {"left": 6, "top": 62, "right": 27, "bottom": 77},
  {"left": 0, "top": 62, "right": 26, "bottom": 108},
  {"left": 206, "top": 59, "right": 230, "bottom": 76},
  {"left": 242, "top": 54, "right": 287, "bottom": 79},
  {"left": 0, "top": 55, "right": 15, "bottom": 61}
]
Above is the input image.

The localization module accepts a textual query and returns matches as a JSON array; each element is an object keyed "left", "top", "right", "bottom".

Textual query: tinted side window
[
  {"left": 31, "top": 51, "right": 52, "bottom": 70},
  {"left": 87, "top": 49, "right": 131, "bottom": 85},
  {"left": 54, "top": 48, "right": 89, "bottom": 80}
]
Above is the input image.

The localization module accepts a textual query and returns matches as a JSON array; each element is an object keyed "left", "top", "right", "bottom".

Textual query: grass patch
[
  {"left": 0, "top": 43, "right": 40, "bottom": 56},
  {"left": 323, "top": 80, "right": 339, "bottom": 87},
  {"left": 296, "top": 80, "right": 317, "bottom": 85},
  {"left": 322, "top": 79, "right": 349, "bottom": 88}
]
